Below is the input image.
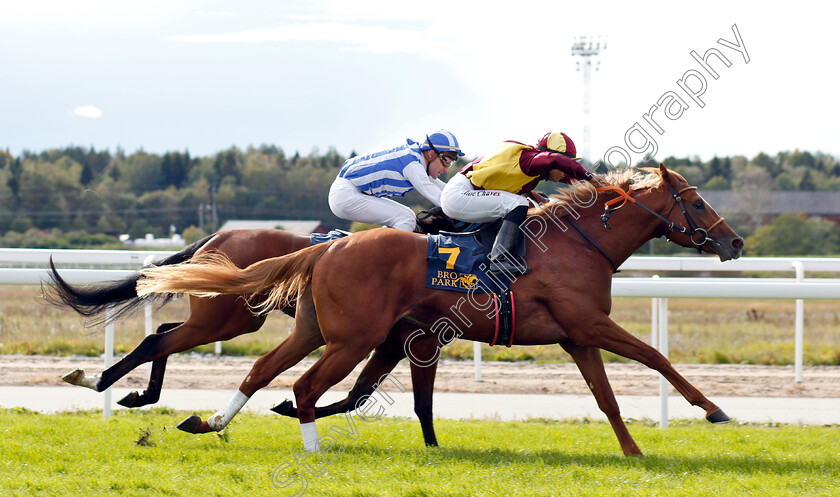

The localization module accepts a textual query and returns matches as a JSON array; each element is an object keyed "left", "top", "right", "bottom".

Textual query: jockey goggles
[{"left": 426, "top": 135, "right": 458, "bottom": 167}]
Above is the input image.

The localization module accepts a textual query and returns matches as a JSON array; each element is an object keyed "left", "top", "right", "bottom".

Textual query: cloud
[
  {"left": 74, "top": 105, "right": 103, "bottom": 119},
  {"left": 169, "top": 22, "right": 447, "bottom": 54}
]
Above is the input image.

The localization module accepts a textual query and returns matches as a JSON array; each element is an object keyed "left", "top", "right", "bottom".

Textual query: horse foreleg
[
  {"left": 577, "top": 318, "right": 728, "bottom": 423},
  {"left": 561, "top": 342, "right": 642, "bottom": 456},
  {"left": 117, "top": 322, "right": 181, "bottom": 408}
]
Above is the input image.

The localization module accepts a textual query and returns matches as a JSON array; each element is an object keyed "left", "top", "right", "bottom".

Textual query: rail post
[
  {"left": 792, "top": 261, "right": 805, "bottom": 383},
  {"left": 658, "top": 297, "right": 669, "bottom": 428},
  {"left": 474, "top": 341, "right": 482, "bottom": 382},
  {"left": 103, "top": 307, "right": 114, "bottom": 418}
]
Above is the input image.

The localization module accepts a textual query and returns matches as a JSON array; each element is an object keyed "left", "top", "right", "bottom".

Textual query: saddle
[{"left": 426, "top": 222, "right": 523, "bottom": 348}]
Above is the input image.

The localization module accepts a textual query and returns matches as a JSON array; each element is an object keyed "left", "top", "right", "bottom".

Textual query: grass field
[
  {"left": 1, "top": 408, "right": 838, "bottom": 497},
  {"left": 1, "top": 285, "right": 838, "bottom": 365}
]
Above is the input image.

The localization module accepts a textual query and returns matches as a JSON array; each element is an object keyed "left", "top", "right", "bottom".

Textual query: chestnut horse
[
  {"left": 136, "top": 165, "right": 744, "bottom": 456},
  {"left": 46, "top": 226, "right": 447, "bottom": 445}
]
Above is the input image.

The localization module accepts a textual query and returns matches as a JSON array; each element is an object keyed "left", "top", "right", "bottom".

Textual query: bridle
[
  {"left": 555, "top": 176, "right": 726, "bottom": 273},
  {"left": 531, "top": 148, "right": 725, "bottom": 251},
  {"left": 595, "top": 181, "right": 725, "bottom": 250}
]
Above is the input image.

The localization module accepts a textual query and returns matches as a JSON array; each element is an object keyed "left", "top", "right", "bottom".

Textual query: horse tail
[
  {"left": 136, "top": 241, "right": 332, "bottom": 315},
  {"left": 42, "top": 235, "right": 215, "bottom": 327}
]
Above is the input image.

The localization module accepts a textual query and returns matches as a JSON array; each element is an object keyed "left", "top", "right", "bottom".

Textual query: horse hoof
[
  {"left": 177, "top": 415, "right": 203, "bottom": 434},
  {"left": 117, "top": 391, "right": 140, "bottom": 408},
  {"left": 62, "top": 369, "right": 85, "bottom": 386},
  {"left": 706, "top": 408, "right": 731, "bottom": 424},
  {"left": 270, "top": 399, "right": 295, "bottom": 417},
  {"left": 62, "top": 369, "right": 99, "bottom": 391}
]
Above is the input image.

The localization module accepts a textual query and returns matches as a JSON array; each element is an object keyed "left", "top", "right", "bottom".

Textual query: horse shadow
[{"left": 334, "top": 444, "right": 832, "bottom": 477}]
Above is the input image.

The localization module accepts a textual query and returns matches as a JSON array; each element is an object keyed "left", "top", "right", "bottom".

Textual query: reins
[
  {"left": 536, "top": 171, "right": 726, "bottom": 273},
  {"left": 595, "top": 179, "right": 724, "bottom": 250},
  {"left": 563, "top": 215, "right": 619, "bottom": 273}
]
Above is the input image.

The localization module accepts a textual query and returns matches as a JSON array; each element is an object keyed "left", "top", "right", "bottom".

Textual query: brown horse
[
  {"left": 136, "top": 165, "right": 744, "bottom": 456},
  {"left": 46, "top": 227, "right": 446, "bottom": 445}
]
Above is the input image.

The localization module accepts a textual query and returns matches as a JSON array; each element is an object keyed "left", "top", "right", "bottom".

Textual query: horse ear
[{"left": 659, "top": 163, "right": 671, "bottom": 182}]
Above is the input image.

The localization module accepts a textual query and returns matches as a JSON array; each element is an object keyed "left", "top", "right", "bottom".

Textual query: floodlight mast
[{"left": 570, "top": 36, "right": 606, "bottom": 165}]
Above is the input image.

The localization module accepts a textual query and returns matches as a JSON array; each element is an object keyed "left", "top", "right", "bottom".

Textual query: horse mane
[{"left": 531, "top": 167, "right": 665, "bottom": 218}]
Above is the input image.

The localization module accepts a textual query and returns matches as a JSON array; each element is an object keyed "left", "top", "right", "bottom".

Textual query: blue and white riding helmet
[{"left": 421, "top": 129, "right": 465, "bottom": 157}]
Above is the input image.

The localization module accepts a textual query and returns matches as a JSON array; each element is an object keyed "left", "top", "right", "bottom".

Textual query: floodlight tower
[{"left": 571, "top": 36, "right": 606, "bottom": 165}]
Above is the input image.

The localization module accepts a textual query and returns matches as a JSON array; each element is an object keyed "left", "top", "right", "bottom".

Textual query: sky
[{"left": 1, "top": 0, "right": 838, "bottom": 166}]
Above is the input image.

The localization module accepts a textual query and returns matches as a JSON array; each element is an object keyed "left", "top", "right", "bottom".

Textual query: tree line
[
  {"left": 0, "top": 145, "right": 347, "bottom": 246},
  {"left": 0, "top": 145, "right": 838, "bottom": 254}
]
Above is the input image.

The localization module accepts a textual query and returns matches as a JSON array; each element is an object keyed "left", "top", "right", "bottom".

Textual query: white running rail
[{"left": 3, "top": 249, "right": 840, "bottom": 422}]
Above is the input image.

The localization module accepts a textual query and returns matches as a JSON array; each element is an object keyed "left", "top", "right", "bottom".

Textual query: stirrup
[{"left": 488, "top": 257, "right": 531, "bottom": 276}]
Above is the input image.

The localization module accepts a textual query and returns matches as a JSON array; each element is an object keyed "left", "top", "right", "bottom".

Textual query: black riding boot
[{"left": 487, "top": 206, "right": 530, "bottom": 275}]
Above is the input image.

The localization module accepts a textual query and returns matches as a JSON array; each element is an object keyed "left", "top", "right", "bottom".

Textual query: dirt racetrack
[{"left": 2, "top": 354, "right": 839, "bottom": 398}]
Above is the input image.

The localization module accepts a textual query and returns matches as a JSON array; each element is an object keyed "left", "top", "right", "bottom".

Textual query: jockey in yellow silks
[{"left": 440, "top": 132, "right": 589, "bottom": 274}]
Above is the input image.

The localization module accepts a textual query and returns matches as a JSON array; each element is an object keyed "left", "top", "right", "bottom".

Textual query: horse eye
[{"left": 693, "top": 200, "right": 705, "bottom": 210}]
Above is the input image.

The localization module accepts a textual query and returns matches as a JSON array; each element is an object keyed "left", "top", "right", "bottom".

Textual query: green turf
[{"left": 1, "top": 409, "right": 837, "bottom": 496}]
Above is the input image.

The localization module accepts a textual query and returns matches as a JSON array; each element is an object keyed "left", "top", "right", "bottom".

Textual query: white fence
[{"left": 2, "top": 248, "right": 840, "bottom": 423}]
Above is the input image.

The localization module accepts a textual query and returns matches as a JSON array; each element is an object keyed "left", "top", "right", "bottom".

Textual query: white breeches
[
  {"left": 329, "top": 177, "right": 417, "bottom": 231},
  {"left": 440, "top": 173, "right": 529, "bottom": 223}
]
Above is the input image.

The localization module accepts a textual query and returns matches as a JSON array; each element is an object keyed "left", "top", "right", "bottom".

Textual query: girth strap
[{"left": 490, "top": 291, "right": 516, "bottom": 347}]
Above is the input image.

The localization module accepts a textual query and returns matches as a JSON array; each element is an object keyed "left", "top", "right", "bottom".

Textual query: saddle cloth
[
  {"left": 310, "top": 229, "right": 351, "bottom": 246},
  {"left": 425, "top": 222, "right": 526, "bottom": 294},
  {"left": 426, "top": 233, "right": 500, "bottom": 293},
  {"left": 426, "top": 230, "right": 519, "bottom": 347}
]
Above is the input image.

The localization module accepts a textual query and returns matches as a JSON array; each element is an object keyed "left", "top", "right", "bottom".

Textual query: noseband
[{"left": 597, "top": 182, "right": 725, "bottom": 251}]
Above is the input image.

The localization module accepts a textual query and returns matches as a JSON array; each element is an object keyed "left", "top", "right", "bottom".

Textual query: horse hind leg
[
  {"left": 561, "top": 342, "right": 642, "bottom": 456},
  {"left": 177, "top": 330, "right": 325, "bottom": 434},
  {"left": 292, "top": 339, "right": 382, "bottom": 451},
  {"left": 271, "top": 352, "right": 407, "bottom": 418},
  {"left": 117, "top": 322, "right": 181, "bottom": 408},
  {"left": 63, "top": 299, "right": 258, "bottom": 394},
  {"left": 177, "top": 292, "right": 324, "bottom": 434},
  {"left": 270, "top": 324, "right": 418, "bottom": 424},
  {"left": 270, "top": 349, "right": 402, "bottom": 420},
  {"left": 62, "top": 328, "right": 187, "bottom": 393},
  {"left": 61, "top": 369, "right": 100, "bottom": 390}
]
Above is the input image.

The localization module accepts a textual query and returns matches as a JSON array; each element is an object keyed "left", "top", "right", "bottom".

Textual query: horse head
[
  {"left": 532, "top": 166, "right": 743, "bottom": 267},
  {"left": 645, "top": 164, "right": 744, "bottom": 262}
]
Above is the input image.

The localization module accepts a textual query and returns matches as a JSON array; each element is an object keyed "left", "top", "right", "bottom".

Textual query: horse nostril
[{"left": 732, "top": 238, "right": 744, "bottom": 249}]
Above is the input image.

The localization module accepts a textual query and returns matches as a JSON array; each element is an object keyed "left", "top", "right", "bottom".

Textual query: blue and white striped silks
[{"left": 338, "top": 139, "right": 425, "bottom": 198}]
